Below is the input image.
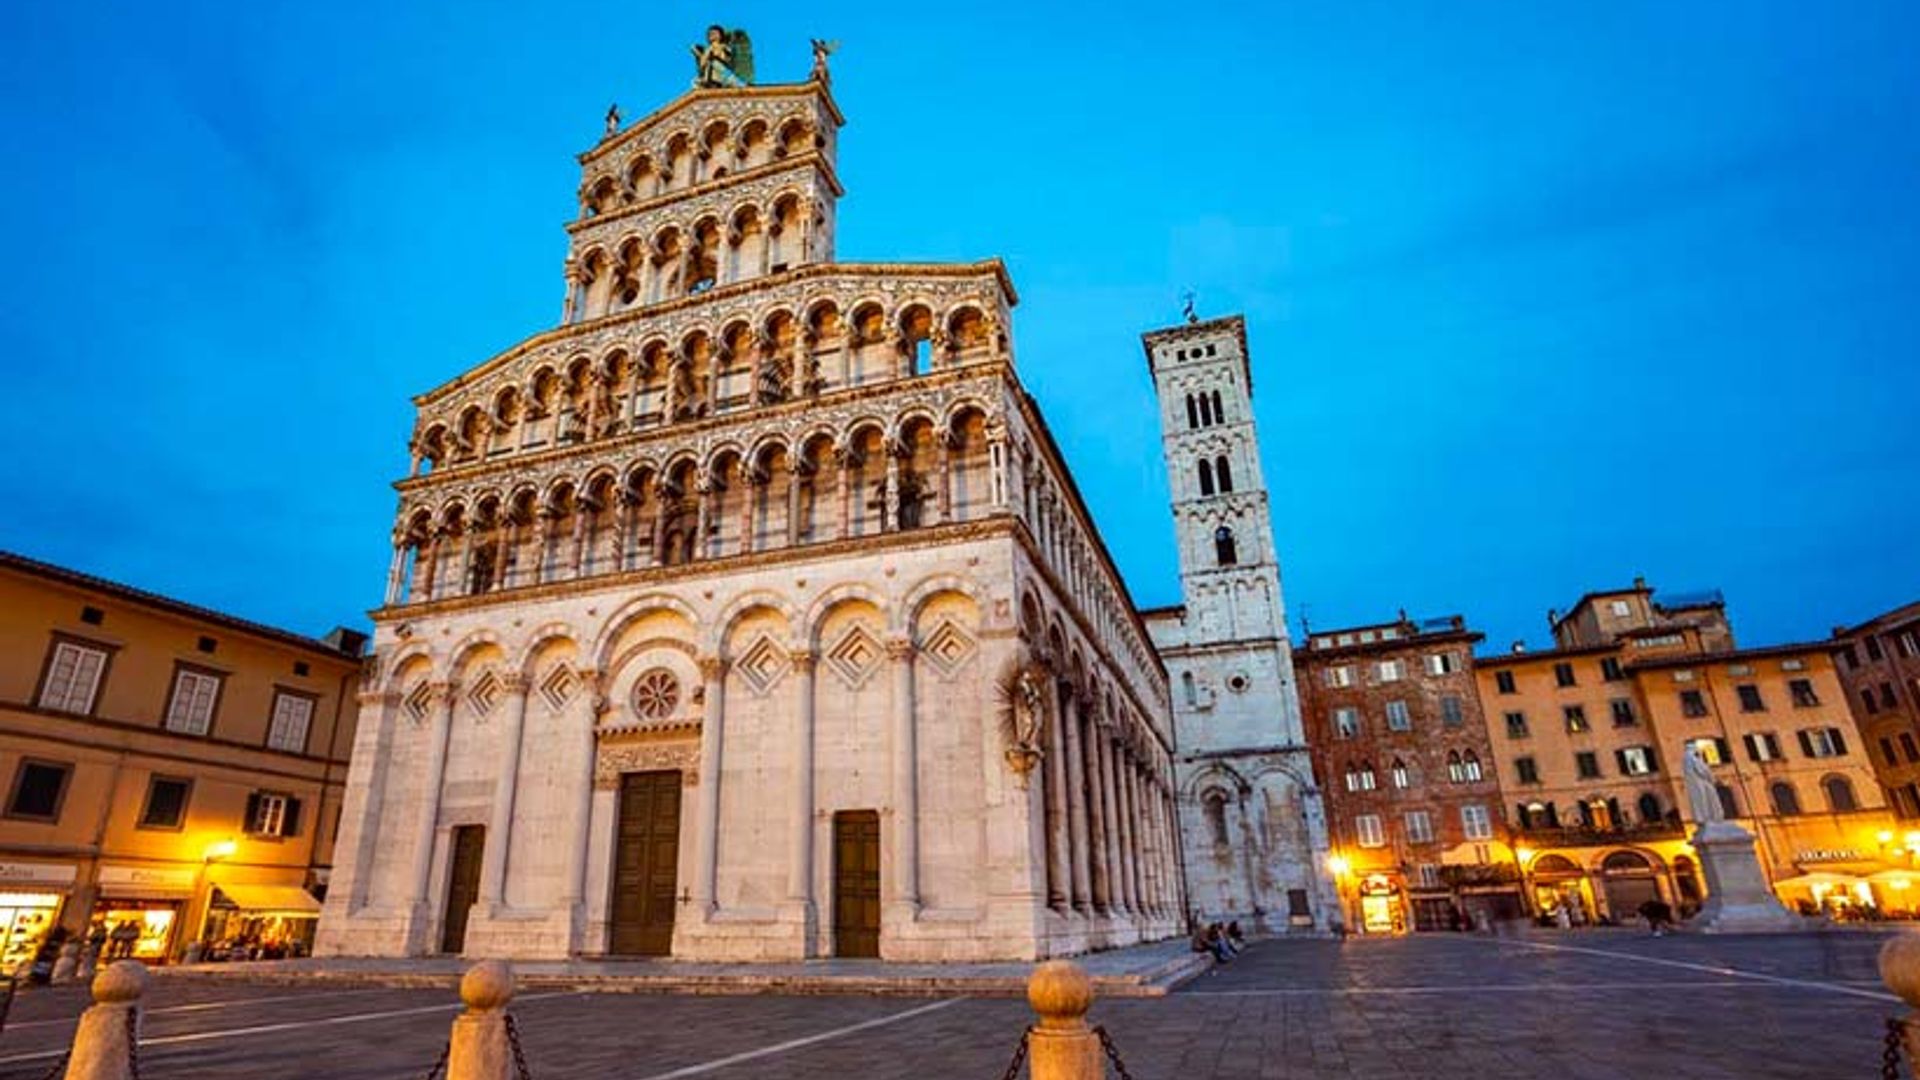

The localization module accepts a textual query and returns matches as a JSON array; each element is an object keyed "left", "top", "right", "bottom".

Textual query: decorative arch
[
  {"left": 592, "top": 594, "right": 701, "bottom": 672},
  {"left": 710, "top": 590, "right": 800, "bottom": 655},
  {"left": 804, "top": 582, "right": 890, "bottom": 648}
]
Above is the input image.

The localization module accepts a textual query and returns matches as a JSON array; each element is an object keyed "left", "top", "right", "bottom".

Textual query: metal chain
[
  {"left": 996, "top": 1026, "right": 1031, "bottom": 1080},
  {"left": 1094, "top": 1025, "right": 1136, "bottom": 1080},
  {"left": 126, "top": 1006, "right": 142, "bottom": 1080},
  {"left": 1886, "top": 1017, "right": 1907, "bottom": 1080},
  {"left": 505, "top": 1012, "right": 534, "bottom": 1080},
  {"left": 423, "top": 1037, "right": 451, "bottom": 1080},
  {"left": 37, "top": 1051, "right": 70, "bottom": 1080}
]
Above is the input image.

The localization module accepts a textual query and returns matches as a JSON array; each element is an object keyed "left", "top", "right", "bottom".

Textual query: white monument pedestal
[{"left": 1689, "top": 821, "right": 1802, "bottom": 933}]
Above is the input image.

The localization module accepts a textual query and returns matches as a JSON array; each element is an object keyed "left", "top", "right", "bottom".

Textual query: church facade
[{"left": 314, "top": 71, "right": 1187, "bottom": 962}]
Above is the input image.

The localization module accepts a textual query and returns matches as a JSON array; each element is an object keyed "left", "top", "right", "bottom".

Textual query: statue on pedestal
[
  {"left": 692, "top": 25, "right": 754, "bottom": 88},
  {"left": 1683, "top": 741, "right": 1724, "bottom": 824}
]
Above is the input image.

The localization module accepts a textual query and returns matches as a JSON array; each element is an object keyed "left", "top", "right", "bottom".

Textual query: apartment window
[
  {"left": 1385, "top": 700, "right": 1412, "bottom": 731},
  {"left": 1902, "top": 732, "right": 1920, "bottom": 763},
  {"left": 1610, "top": 698, "right": 1637, "bottom": 727},
  {"left": 6, "top": 760, "right": 72, "bottom": 821},
  {"left": 138, "top": 777, "right": 192, "bottom": 830},
  {"left": 1333, "top": 707, "right": 1360, "bottom": 739},
  {"left": 1617, "top": 745, "right": 1658, "bottom": 776},
  {"left": 1461, "top": 804, "right": 1494, "bottom": 841},
  {"left": 1504, "top": 711, "right": 1530, "bottom": 738},
  {"left": 1425, "top": 653, "right": 1458, "bottom": 676},
  {"left": 1355, "top": 814, "right": 1386, "bottom": 848},
  {"left": 37, "top": 639, "right": 110, "bottom": 716},
  {"left": 1563, "top": 705, "right": 1590, "bottom": 734},
  {"left": 1389, "top": 759, "right": 1411, "bottom": 789},
  {"left": 1345, "top": 763, "right": 1377, "bottom": 792},
  {"left": 245, "top": 792, "right": 303, "bottom": 838},
  {"left": 1770, "top": 781, "right": 1802, "bottom": 816},
  {"left": 1462, "top": 751, "right": 1483, "bottom": 782},
  {"left": 266, "top": 692, "right": 315, "bottom": 753},
  {"left": 1882, "top": 682, "right": 1899, "bottom": 709},
  {"left": 1798, "top": 727, "right": 1848, "bottom": 759},
  {"left": 1900, "top": 630, "right": 1920, "bottom": 658},
  {"left": 1515, "top": 756, "right": 1540, "bottom": 785},
  {"left": 1781, "top": 658, "right": 1806, "bottom": 672},
  {"left": 1600, "top": 656, "right": 1625, "bottom": 681},
  {"left": 1574, "top": 751, "right": 1601, "bottom": 779},
  {"left": 163, "top": 666, "right": 224, "bottom": 736},
  {"left": 1554, "top": 662, "right": 1576, "bottom": 688},
  {"left": 1736, "top": 684, "right": 1766, "bottom": 713},
  {"left": 1826, "top": 776, "right": 1859, "bottom": 813},
  {"left": 1744, "top": 732, "right": 1783, "bottom": 762},
  {"left": 1788, "top": 679, "right": 1819, "bottom": 707},
  {"left": 1326, "top": 666, "right": 1353, "bottom": 689},
  {"left": 1840, "top": 645, "right": 1859, "bottom": 669},
  {"left": 1405, "top": 811, "right": 1435, "bottom": 844},
  {"left": 1883, "top": 736, "right": 1901, "bottom": 767},
  {"left": 1689, "top": 736, "right": 1732, "bottom": 766},
  {"left": 1440, "top": 695, "right": 1464, "bottom": 728},
  {"left": 1868, "top": 637, "right": 1886, "bottom": 662},
  {"left": 1609, "top": 599, "right": 1632, "bottom": 617},
  {"left": 1377, "top": 660, "right": 1404, "bottom": 683},
  {"left": 1863, "top": 690, "right": 1882, "bottom": 715},
  {"left": 1495, "top": 670, "right": 1517, "bottom": 695},
  {"left": 1679, "top": 689, "right": 1709, "bottom": 718}
]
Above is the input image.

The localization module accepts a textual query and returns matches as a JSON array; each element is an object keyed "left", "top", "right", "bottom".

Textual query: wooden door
[
  {"left": 832, "top": 810, "right": 881, "bottom": 958},
  {"left": 441, "top": 825, "right": 485, "bottom": 954},
  {"left": 610, "top": 770, "right": 682, "bottom": 956}
]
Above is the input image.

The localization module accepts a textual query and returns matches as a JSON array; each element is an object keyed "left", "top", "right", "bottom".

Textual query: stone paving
[{"left": 0, "top": 930, "right": 1902, "bottom": 1078}]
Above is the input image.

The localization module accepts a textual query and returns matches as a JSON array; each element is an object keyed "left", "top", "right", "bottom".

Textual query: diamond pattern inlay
[
  {"left": 403, "top": 682, "right": 433, "bottom": 724},
  {"left": 465, "top": 671, "right": 501, "bottom": 717},
  {"left": 540, "top": 665, "right": 577, "bottom": 711},
  {"left": 826, "top": 624, "right": 884, "bottom": 688},
  {"left": 735, "top": 635, "right": 789, "bottom": 695},
  {"left": 919, "top": 620, "right": 977, "bottom": 676}
]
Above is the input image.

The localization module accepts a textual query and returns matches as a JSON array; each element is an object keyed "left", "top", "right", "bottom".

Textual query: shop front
[
  {"left": 0, "top": 861, "right": 77, "bottom": 974},
  {"left": 201, "top": 882, "right": 323, "bottom": 959},
  {"left": 1356, "top": 872, "right": 1405, "bottom": 935},
  {"left": 90, "top": 864, "right": 197, "bottom": 963}
]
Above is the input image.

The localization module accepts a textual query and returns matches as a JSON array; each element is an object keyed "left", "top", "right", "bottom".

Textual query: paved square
[{"left": 0, "top": 931, "right": 1900, "bottom": 1078}]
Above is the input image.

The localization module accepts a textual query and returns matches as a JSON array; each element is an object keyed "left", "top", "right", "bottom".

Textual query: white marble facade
[{"left": 315, "top": 75, "right": 1182, "bottom": 962}]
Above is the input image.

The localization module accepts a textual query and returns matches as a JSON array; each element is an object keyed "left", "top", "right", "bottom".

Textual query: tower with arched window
[{"left": 1139, "top": 314, "right": 1334, "bottom": 932}]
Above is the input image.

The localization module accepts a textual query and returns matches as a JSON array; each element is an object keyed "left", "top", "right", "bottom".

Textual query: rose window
[{"left": 631, "top": 668, "right": 681, "bottom": 721}]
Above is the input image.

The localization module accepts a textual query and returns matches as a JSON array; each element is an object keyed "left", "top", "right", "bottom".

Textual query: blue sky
[{"left": 2, "top": 2, "right": 1916, "bottom": 653}]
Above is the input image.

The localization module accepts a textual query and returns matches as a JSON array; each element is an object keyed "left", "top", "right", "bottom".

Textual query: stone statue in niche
[{"left": 692, "top": 26, "right": 754, "bottom": 88}]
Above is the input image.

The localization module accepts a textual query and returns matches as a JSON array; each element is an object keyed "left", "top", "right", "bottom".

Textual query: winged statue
[{"left": 692, "top": 25, "right": 754, "bottom": 88}]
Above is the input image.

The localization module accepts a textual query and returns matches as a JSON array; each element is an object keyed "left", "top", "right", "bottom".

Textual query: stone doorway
[
  {"left": 832, "top": 809, "right": 881, "bottom": 958},
  {"left": 610, "top": 770, "right": 682, "bottom": 956},
  {"left": 441, "top": 824, "right": 485, "bottom": 954}
]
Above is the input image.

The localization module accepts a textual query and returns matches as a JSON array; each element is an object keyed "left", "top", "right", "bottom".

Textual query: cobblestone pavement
[{"left": 0, "top": 930, "right": 1901, "bottom": 1078}]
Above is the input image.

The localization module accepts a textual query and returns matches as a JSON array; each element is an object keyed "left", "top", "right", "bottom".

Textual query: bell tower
[{"left": 1140, "top": 313, "right": 1334, "bottom": 932}]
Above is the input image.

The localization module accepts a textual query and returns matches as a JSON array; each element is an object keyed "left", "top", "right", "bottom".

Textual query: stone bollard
[
  {"left": 75, "top": 942, "right": 99, "bottom": 981},
  {"left": 51, "top": 941, "right": 81, "bottom": 984},
  {"left": 1026, "top": 960, "right": 1102, "bottom": 1080},
  {"left": 1881, "top": 932, "right": 1920, "bottom": 1067},
  {"left": 63, "top": 960, "right": 146, "bottom": 1080},
  {"left": 446, "top": 960, "right": 517, "bottom": 1080}
]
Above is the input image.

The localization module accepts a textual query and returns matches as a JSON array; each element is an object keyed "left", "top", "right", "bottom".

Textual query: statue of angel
[
  {"left": 810, "top": 38, "right": 839, "bottom": 84},
  {"left": 692, "top": 25, "right": 754, "bottom": 88}
]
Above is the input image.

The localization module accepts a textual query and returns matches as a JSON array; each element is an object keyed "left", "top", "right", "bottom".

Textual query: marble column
[
  {"left": 1042, "top": 677, "right": 1070, "bottom": 910},
  {"left": 384, "top": 544, "right": 406, "bottom": 605},
  {"left": 883, "top": 453, "right": 900, "bottom": 533},
  {"left": 406, "top": 682, "right": 457, "bottom": 946},
  {"left": 562, "top": 673, "right": 603, "bottom": 933},
  {"left": 886, "top": 639, "right": 920, "bottom": 913},
  {"left": 1118, "top": 755, "right": 1141, "bottom": 915},
  {"left": 568, "top": 510, "right": 588, "bottom": 577},
  {"left": 1093, "top": 725, "right": 1121, "bottom": 914},
  {"left": 694, "top": 658, "right": 727, "bottom": 913},
  {"left": 1082, "top": 707, "right": 1110, "bottom": 913},
  {"left": 694, "top": 482, "right": 713, "bottom": 561},
  {"left": 787, "top": 651, "right": 817, "bottom": 929},
  {"left": 1060, "top": 683, "right": 1092, "bottom": 912},
  {"left": 933, "top": 434, "right": 952, "bottom": 526},
  {"left": 478, "top": 676, "right": 531, "bottom": 911},
  {"left": 786, "top": 469, "right": 805, "bottom": 546}
]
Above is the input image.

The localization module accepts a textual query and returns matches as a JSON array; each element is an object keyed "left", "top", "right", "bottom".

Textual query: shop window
[
  {"left": 6, "top": 760, "right": 71, "bottom": 821},
  {"left": 138, "top": 777, "right": 192, "bottom": 830}
]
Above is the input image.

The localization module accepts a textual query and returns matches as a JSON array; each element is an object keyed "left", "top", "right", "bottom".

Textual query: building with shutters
[
  {"left": 0, "top": 550, "right": 363, "bottom": 964},
  {"left": 1295, "top": 613, "right": 1522, "bottom": 934},
  {"left": 1476, "top": 580, "right": 1898, "bottom": 923},
  {"left": 315, "top": 51, "right": 1184, "bottom": 962},
  {"left": 1831, "top": 602, "right": 1920, "bottom": 821}
]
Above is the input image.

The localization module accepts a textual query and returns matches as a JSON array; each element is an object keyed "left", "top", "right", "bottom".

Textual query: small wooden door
[
  {"left": 441, "top": 825, "right": 485, "bottom": 954},
  {"left": 832, "top": 810, "right": 881, "bottom": 958},
  {"left": 610, "top": 770, "right": 682, "bottom": 956}
]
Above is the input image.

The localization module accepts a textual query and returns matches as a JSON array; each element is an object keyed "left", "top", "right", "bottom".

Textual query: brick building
[
  {"left": 1296, "top": 614, "right": 1519, "bottom": 933},
  {"left": 1832, "top": 602, "right": 1920, "bottom": 818}
]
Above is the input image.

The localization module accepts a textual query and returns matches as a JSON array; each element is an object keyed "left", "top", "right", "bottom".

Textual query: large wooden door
[
  {"left": 832, "top": 810, "right": 881, "bottom": 958},
  {"left": 610, "top": 770, "right": 682, "bottom": 956},
  {"left": 441, "top": 825, "right": 485, "bottom": 954}
]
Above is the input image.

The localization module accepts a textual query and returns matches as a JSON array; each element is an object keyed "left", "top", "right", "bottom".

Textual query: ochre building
[
  {"left": 0, "top": 551, "right": 362, "bottom": 965},
  {"left": 317, "top": 63, "right": 1185, "bottom": 962}
]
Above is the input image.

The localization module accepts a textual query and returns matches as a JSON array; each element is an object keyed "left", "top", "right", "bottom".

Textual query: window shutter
[
  {"left": 1715, "top": 738, "right": 1731, "bottom": 762},
  {"left": 1614, "top": 749, "right": 1629, "bottom": 775},
  {"left": 1545, "top": 802, "right": 1560, "bottom": 827},
  {"left": 281, "top": 798, "right": 302, "bottom": 838},
  {"left": 1828, "top": 728, "right": 1848, "bottom": 756},
  {"left": 244, "top": 792, "right": 262, "bottom": 833},
  {"left": 1743, "top": 734, "right": 1760, "bottom": 762},
  {"left": 1797, "top": 730, "right": 1815, "bottom": 758}
]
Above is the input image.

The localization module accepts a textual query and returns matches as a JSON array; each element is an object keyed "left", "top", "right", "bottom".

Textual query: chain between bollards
[
  {"left": 1093, "top": 1025, "right": 1136, "bottom": 1080},
  {"left": 1886, "top": 1017, "right": 1907, "bottom": 1080},
  {"left": 504, "top": 1012, "right": 534, "bottom": 1080},
  {"left": 125, "top": 1006, "right": 142, "bottom": 1080},
  {"left": 996, "top": 1026, "right": 1032, "bottom": 1080},
  {"left": 423, "top": 1039, "right": 451, "bottom": 1080}
]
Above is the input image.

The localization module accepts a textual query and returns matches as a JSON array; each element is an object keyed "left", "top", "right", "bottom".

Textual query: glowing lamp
[
  {"left": 203, "top": 839, "right": 238, "bottom": 862},
  {"left": 1880, "top": 831, "right": 1896, "bottom": 845},
  {"left": 1515, "top": 847, "right": 1535, "bottom": 866},
  {"left": 1327, "top": 855, "right": 1350, "bottom": 876}
]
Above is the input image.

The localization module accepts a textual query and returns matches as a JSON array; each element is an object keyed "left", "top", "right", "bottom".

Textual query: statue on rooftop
[
  {"left": 810, "top": 38, "right": 839, "bottom": 84},
  {"left": 692, "top": 25, "right": 754, "bottom": 88},
  {"left": 604, "top": 103, "right": 621, "bottom": 137}
]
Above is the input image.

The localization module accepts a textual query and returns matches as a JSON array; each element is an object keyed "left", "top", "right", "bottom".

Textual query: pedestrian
[
  {"left": 1638, "top": 897, "right": 1675, "bottom": 936},
  {"left": 1554, "top": 904, "right": 1572, "bottom": 930},
  {"left": 108, "top": 920, "right": 139, "bottom": 960},
  {"left": 1225, "top": 920, "right": 1246, "bottom": 953},
  {"left": 1204, "top": 923, "right": 1232, "bottom": 963}
]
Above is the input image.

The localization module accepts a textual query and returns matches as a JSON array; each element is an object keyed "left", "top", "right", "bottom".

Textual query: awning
[
  {"left": 213, "top": 884, "right": 322, "bottom": 918},
  {"left": 1772, "top": 871, "right": 1862, "bottom": 891}
]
